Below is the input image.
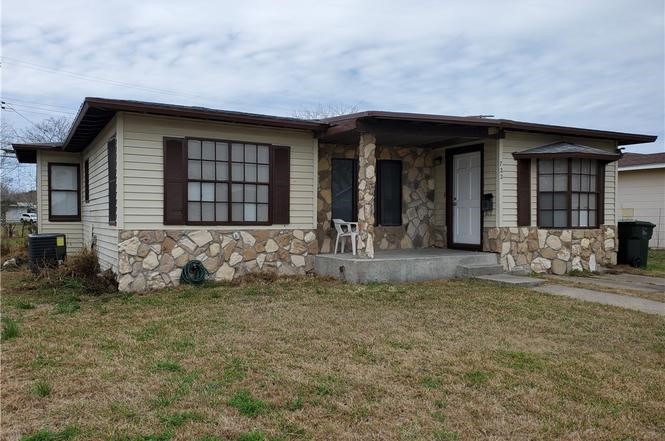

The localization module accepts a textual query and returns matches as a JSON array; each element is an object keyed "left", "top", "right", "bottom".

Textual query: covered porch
[{"left": 316, "top": 112, "right": 500, "bottom": 261}]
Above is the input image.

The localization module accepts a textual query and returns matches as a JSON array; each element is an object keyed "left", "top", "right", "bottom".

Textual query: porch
[
  {"left": 314, "top": 248, "right": 502, "bottom": 283},
  {"left": 317, "top": 113, "right": 499, "bottom": 259}
]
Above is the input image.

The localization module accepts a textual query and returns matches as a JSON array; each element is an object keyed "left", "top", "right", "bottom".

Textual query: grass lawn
[
  {"left": 1, "top": 270, "right": 664, "bottom": 441},
  {"left": 614, "top": 249, "right": 665, "bottom": 279}
]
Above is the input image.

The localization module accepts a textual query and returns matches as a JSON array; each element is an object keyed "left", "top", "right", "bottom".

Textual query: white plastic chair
[{"left": 333, "top": 219, "right": 359, "bottom": 255}]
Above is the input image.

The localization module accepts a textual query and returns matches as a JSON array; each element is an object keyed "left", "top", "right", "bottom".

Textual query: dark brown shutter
[
  {"left": 516, "top": 158, "right": 531, "bottom": 226},
  {"left": 163, "top": 138, "right": 187, "bottom": 225},
  {"left": 598, "top": 162, "right": 606, "bottom": 225},
  {"left": 107, "top": 139, "right": 117, "bottom": 225},
  {"left": 84, "top": 159, "right": 90, "bottom": 202},
  {"left": 272, "top": 145, "right": 290, "bottom": 224}
]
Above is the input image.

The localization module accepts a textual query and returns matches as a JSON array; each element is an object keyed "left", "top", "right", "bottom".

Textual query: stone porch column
[{"left": 357, "top": 132, "right": 377, "bottom": 258}]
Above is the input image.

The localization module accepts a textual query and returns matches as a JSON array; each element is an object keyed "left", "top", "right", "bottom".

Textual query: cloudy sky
[{"left": 1, "top": 0, "right": 663, "bottom": 188}]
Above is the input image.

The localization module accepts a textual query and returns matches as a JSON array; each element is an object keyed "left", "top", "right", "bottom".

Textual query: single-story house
[
  {"left": 617, "top": 152, "right": 665, "bottom": 248},
  {"left": 13, "top": 97, "right": 657, "bottom": 291}
]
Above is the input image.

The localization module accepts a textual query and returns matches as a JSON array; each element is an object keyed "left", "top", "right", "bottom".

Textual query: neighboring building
[
  {"left": 617, "top": 152, "right": 665, "bottom": 249},
  {"left": 3, "top": 202, "right": 36, "bottom": 222},
  {"left": 13, "top": 97, "right": 657, "bottom": 291}
]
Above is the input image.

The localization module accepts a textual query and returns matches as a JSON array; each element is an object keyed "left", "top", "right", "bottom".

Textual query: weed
[
  {"left": 286, "top": 395, "right": 304, "bottom": 411},
  {"left": 1, "top": 316, "right": 19, "bottom": 340},
  {"left": 222, "top": 357, "right": 246, "bottom": 384},
  {"left": 463, "top": 370, "right": 492, "bottom": 387},
  {"left": 54, "top": 296, "right": 80, "bottom": 314},
  {"left": 20, "top": 426, "right": 78, "bottom": 441},
  {"left": 152, "top": 361, "right": 183, "bottom": 373},
  {"left": 420, "top": 376, "right": 442, "bottom": 389},
  {"left": 228, "top": 390, "right": 267, "bottom": 417},
  {"left": 15, "top": 300, "right": 35, "bottom": 310},
  {"left": 433, "top": 429, "right": 459, "bottom": 441},
  {"left": 236, "top": 431, "right": 266, "bottom": 441},
  {"left": 496, "top": 350, "right": 544, "bottom": 371},
  {"left": 32, "top": 380, "right": 51, "bottom": 397},
  {"left": 135, "top": 323, "right": 161, "bottom": 342}
]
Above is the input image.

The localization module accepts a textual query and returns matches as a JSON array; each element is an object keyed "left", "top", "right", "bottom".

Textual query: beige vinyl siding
[
  {"left": 482, "top": 139, "right": 498, "bottom": 227},
  {"left": 121, "top": 113, "right": 318, "bottom": 230},
  {"left": 81, "top": 118, "right": 119, "bottom": 272},
  {"left": 499, "top": 131, "right": 618, "bottom": 227},
  {"left": 36, "top": 151, "right": 84, "bottom": 252},
  {"left": 618, "top": 168, "right": 665, "bottom": 248}
]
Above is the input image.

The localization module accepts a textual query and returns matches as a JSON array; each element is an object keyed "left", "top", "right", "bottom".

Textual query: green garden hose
[{"left": 180, "top": 260, "right": 209, "bottom": 285}]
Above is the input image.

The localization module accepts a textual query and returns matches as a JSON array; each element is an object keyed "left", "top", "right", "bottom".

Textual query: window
[
  {"left": 538, "top": 158, "right": 601, "bottom": 228},
  {"left": 331, "top": 158, "right": 357, "bottom": 223},
  {"left": 48, "top": 163, "right": 80, "bottom": 221},
  {"left": 376, "top": 160, "right": 402, "bottom": 226},
  {"left": 84, "top": 159, "right": 90, "bottom": 202},
  {"left": 107, "top": 139, "right": 117, "bottom": 225},
  {"left": 186, "top": 139, "right": 270, "bottom": 224}
]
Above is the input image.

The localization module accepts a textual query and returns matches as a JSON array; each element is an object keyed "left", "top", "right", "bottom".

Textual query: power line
[
  {"left": 3, "top": 105, "right": 56, "bottom": 140},
  {"left": 1, "top": 101, "right": 74, "bottom": 116},
  {"left": 0, "top": 56, "right": 296, "bottom": 115},
  {"left": 0, "top": 96, "right": 74, "bottom": 111}
]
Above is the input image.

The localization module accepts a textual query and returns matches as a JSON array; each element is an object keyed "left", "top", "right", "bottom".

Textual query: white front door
[{"left": 453, "top": 151, "right": 481, "bottom": 245}]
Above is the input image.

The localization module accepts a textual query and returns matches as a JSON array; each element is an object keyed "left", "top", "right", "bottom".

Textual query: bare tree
[
  {"left": 17, "top": 116, "right": 71, "bottom": 143},
  {"left": 1, "top": 116, "right": 72, "bottom": 192},
  {"left": 292, "top": 103, "right": 360, "bottom": 120}
]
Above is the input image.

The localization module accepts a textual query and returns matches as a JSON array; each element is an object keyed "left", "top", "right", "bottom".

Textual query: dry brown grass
[{"left": 1, "top": 270, "right": 664, "bottom": 441}]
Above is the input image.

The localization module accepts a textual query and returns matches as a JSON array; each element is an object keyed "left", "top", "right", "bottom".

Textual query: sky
[{"left": 1, "top": 0, "right": 664, "bottom": 189}]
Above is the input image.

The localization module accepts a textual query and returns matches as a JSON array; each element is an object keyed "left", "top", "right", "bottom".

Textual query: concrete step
[
  {"left": 474, "top": 273, "right": 545, "bottom": 287},
  {"left": 457, "top": 263, "right": 504, "bottom": 277}
]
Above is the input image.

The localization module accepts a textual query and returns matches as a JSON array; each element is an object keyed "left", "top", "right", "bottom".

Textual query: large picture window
[
  {"left": 48, "top": 163, "right": 80, "bottom": 221},
  {"left": 538, "top": 158, "right": 601, "bottom": 228},
  {"left": 187, "top": 139, "right": 270, "bottom": 224}
]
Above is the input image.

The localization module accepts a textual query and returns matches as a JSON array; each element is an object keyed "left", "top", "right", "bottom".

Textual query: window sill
[{"left": 48, "top": 216, "right": 81, "bottom": 222}]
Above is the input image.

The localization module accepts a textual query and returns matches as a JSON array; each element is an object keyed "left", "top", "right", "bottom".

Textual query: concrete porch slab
[{"left": 314, "top": 248, "right": 500, "bottom": 283}]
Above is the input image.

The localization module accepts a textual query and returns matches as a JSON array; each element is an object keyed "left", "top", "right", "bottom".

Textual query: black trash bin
[{"left": 617, "top": 221, "right": 655, "bottom": 268}]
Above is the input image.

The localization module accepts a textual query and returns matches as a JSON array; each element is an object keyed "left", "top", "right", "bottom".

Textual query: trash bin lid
[{"left": 618, "top": 220, "right": 656, "bottom": 227}]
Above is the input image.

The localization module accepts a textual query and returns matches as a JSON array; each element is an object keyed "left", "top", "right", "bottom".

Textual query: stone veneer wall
[
  {"left": 483, "top": 225, "right": 617, "bottom": 274},
  {"left": 117, "top": 229, "right": 317, "bottom": 291},
  {"left": 317, "top": 143, "right": 442, "bottom": 253}
]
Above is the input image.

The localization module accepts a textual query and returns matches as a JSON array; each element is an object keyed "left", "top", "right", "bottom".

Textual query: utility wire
[
  {"left": 1, "top": 56, "right": 296, "bottom": 115},
  {"left": 0, "top": 96, "right": 75, "bottom": 111},
  {"left": 3, "top": 104, "right": 56, "bottom": 140}
]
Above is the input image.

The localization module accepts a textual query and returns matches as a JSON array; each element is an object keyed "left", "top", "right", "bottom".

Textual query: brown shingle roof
[{"left": 619, "top": 152, "right": 665, "bottom": 168}]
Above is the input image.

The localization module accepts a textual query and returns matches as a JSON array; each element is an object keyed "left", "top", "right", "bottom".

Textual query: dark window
[
  {"left": 331, "top": 158, "right": 357, "bottom": 223},
  {"left": 107, "top": 139, "right": 117, "bottom": 225},
  {"left": 48, "top": 163, "right": 80, "bottom": 222},
  {"left": 186, "top": 139, "right": 270, "bottom": 224},
  {"left": 84, "top": 159, "right": 90, "bottom": 202},
  {"left": 538, "top": 158, "right": 601, "bottom": 228},
  {"left": 376, "top": 160, "right": 402, "bottom": 226}
]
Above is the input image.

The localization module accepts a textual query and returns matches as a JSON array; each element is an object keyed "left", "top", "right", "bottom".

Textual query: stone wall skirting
[
  {"left": 483, "top": 226, "right": 617, "bottom": 274},
  {"left": 117, "top": 229, "right": 318, "bottom": 292}
]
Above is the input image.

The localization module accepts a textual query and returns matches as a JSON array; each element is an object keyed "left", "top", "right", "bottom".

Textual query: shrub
[{"left": 38, "top": 248, "right": 117, "bottom": 295}]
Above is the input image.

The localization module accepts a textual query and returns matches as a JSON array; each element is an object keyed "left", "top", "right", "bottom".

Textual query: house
[
  {"left": 13, "top": 97, "right": 657, "bottom": 291},
  {"left": 2, "top": 202, "right": 36, "bottom": 223},
  {"left": 617, "top": 152, "right": 665, "bottom": 248}
]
